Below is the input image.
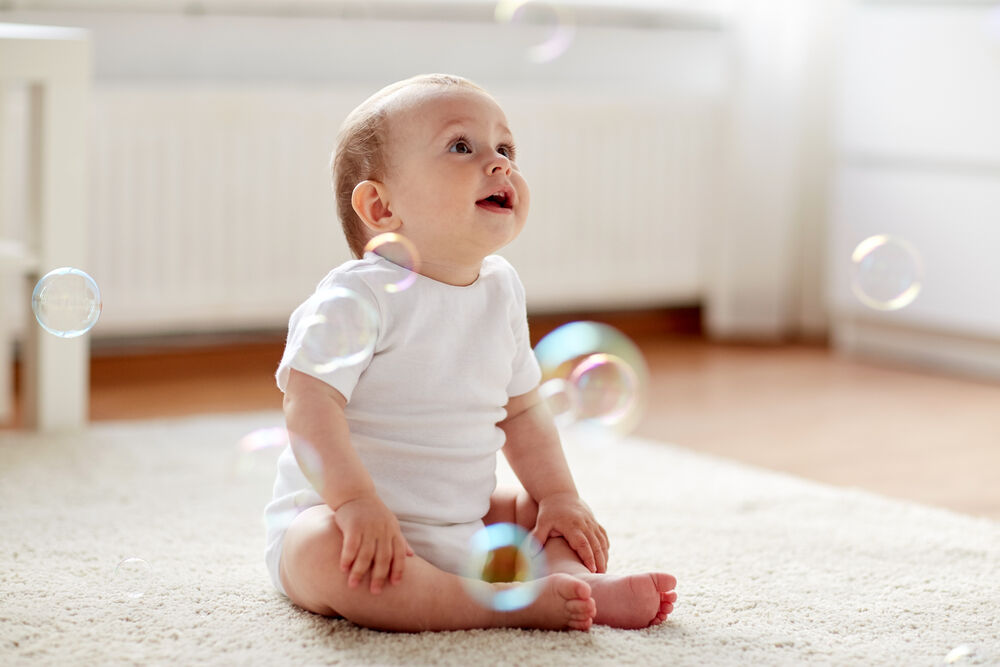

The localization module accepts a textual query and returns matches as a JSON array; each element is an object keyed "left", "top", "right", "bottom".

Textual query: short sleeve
[
  {"left": 504, "top": 262, "right": 542, "bottom": 397},
  {"left": 276, "top": 276, "right": 380, "bottom": 402}
]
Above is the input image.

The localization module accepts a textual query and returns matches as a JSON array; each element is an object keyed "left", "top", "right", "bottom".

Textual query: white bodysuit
[{"left": 264, "top": 252, "right": 541, "bottom": 595}]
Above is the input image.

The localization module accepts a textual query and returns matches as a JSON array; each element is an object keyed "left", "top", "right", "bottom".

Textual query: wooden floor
[{"left": 4, "top": 315, "right": 999, "bottom": 520}]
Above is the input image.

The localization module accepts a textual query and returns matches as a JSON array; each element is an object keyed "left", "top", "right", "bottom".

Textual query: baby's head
[{"left": 332, "top": 74, "right": 529, "bottom": 278}]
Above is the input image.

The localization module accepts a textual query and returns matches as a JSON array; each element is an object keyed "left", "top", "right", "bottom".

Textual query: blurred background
[{"left": 1, "top": 0, "right": 998, "bottom": 517}]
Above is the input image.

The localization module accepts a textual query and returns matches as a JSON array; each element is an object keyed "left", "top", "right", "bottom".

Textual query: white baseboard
[{"left": 831, "top": 317, "right": 1000, "bottom": 383}]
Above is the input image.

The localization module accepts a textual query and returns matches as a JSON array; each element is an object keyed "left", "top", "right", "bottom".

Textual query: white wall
[
  {"left": 827, "top": 1, "right": 1000, "bottom": 379},
  {"left": 0, "top": 4, "right": 727, "bottom": 91}
]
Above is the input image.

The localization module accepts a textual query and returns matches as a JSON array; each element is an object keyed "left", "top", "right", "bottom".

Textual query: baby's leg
[
  {"left": 486, "top": 488, "right": 678, "bottom": 630},
  {"left": 278, "top": 505, "right": 596, "bottom": 632}
]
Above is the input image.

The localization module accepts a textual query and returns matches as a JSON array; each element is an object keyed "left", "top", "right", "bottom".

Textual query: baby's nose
[{"left": 488, "top": 158, "right": 511, "bottom": 175}]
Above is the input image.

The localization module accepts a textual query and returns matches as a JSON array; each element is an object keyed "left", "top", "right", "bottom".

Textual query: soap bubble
[
  {"left": 31, "top": 267, "right": 102, "bottom": 337},
  {"left": 850, "top": 235, "right": 923, "bottom": 311},
  {"left": 567, "top": 353, "right": 640, "bottom": 426},
  {"left": 295, "top": 287, "right": 379, "bottom": 374},
  {"left": 112, "top": 557, "right": 152, "bottom": 600},
  {"left": 462, "top": 523, "right": 548, "bottom": 611},
  {"left": 364, "top": 232, "right": 420, "bottom": 293},
  {"left": 495, "top": 0, "right": 575, "bottom": 63},
  {"left": 533, "top": 321, "right": 648, "bottom": 438}
]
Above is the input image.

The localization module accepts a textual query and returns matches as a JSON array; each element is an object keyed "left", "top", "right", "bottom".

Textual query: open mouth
[{"left": 476, "top": 190, "right": 513, "bottom": 212}]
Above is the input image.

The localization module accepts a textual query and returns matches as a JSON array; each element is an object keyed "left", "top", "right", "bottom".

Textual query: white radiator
[{"left": 3, "top": 84, "right": 719, "bottom": 338}]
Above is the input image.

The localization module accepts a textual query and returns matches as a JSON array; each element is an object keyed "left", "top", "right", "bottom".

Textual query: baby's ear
[{"left": 352, "top": 180, "right": 400, "bottom": 233}]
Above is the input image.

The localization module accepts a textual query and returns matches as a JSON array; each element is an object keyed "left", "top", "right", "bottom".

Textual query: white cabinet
[
  {"left": 838, "top": 5, "right": 1000, "bottom": 162},
  {"left": 828, "top": 1, "right": 1000, "bottom": 379}
]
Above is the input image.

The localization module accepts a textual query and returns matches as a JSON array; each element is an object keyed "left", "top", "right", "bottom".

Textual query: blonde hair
[{"left": 332, "top": 73, "right": 487, "bottom": 258}]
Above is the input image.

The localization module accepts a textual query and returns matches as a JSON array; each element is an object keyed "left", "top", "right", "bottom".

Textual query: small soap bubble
[
  {"left": 567, "top": 353, "right": 640, "bottom": 426},
  {"left": 364, "top": 233, "right": 420, "bottom": 293},
  {"left": 31, "top": 267, "right": 102, "bottom": 337},
  {"left": 295, "top": 287, "right": 379, "bottom": 374},
  {"left": 495, "top": 0, "right": 575, "bottom": 63},
  {"left": 462, "top": 523, "right": 548, "bottom": 611},
  {"left": 534, "top": 321, "right": 648, "bottom": 439},
  {"left": 850, "top": 235, "right": 923, "bottom": 311},
  {"left": 112, "top": 557, "right": 152, "bottom": 600}
]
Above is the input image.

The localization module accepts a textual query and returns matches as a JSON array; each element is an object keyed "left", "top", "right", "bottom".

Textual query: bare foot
[
  {"left": 497, "top": 573, "right": 596, "bottom": 631},
  {"left": 578, "top": 572, "right": 677, "bottom": 629}
]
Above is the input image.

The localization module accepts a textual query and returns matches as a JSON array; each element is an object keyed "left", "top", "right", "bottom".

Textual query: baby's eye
[
  {"left": 449, "top": 139, "right": 472, "bottom": 154},
  {"left": 497, "top": 144, "right": 514, "bottom": 160}
]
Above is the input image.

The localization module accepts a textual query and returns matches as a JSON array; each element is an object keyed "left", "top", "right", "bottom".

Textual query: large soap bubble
[{"left": 533, "top": 321, "right": 648, "bottom": 439}]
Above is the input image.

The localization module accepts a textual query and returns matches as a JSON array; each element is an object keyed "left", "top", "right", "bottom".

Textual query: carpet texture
[{"left": 1, "top": 412, "right": 998, "bottom": 666}]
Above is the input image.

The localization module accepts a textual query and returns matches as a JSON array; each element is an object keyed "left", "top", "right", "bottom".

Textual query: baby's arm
[
  {"left": 498, "top": 388, "right": 610, "bottom": 573},
  {"left": 283, "top": 368, "right": 413, "bottom": 594}
]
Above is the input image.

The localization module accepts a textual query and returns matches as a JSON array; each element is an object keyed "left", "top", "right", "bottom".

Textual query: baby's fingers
[
  {"left": 569, "top": 532, "right": 598, "bottom": 573},
  {"left": 347, "top": 539, "right": 376, "bottom": 588},
  {"left": 340, "top": 529, "right": 362, "bottom": 573},
  {"left": 389, "top": 535, "right": 410, "bottom": 585},
  {"left": 529, "top": 520, "right": 553, "bottom": 553},
  {"left": 590, "top": 529, "right": 609, "bottom": 573},
  {"left": 598, "top": 523, "right": 610, "bottom": 554},
  {"left": 369, "top": 541, "right": 392, "bottom": 594}
]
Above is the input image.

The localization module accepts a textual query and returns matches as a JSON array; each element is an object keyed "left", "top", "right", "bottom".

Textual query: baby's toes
[
  {"left": 566, "top": 598, "right": 595, "bottom": 631},
  {"left": 653, "top": 573, "right": 677, "bottom": 593},
  {"left": 567, "top": 597, "right": 597, "bottom": 619},
  {"left": 652, "top": 595, "right": 675, "bottom": 624},
  {"left": 649, "top": 614, "right": 665, "bottom": 626}
]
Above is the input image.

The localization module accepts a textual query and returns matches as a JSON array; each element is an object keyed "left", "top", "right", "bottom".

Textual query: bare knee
[
  {"left": 484, "top": 487, "right": 538, "bottom": 530},
  {"left": 280, "top": 505, "right": 345, "bottom": 617}
]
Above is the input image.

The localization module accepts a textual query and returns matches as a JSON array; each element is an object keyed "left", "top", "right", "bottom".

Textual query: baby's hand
[
  {"left": 531, "top": 492, "right": 610, "bottom": 573},
  {"left": 333, "top": 495, "right": 414, "bottom": 594}
]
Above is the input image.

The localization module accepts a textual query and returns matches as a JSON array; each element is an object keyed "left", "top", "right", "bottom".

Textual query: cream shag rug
[{"left": 1, "top": 412, "right": 998, "bottom": 666}]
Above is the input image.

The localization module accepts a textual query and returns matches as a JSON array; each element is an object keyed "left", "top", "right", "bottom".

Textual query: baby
[{"left": 264, "top": 73, "right": 677, "bottom": 632}]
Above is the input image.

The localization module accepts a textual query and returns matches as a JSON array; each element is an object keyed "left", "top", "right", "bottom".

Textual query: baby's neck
[{"left": 415, "top": 258, "right": 483, "bottom": 287}]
